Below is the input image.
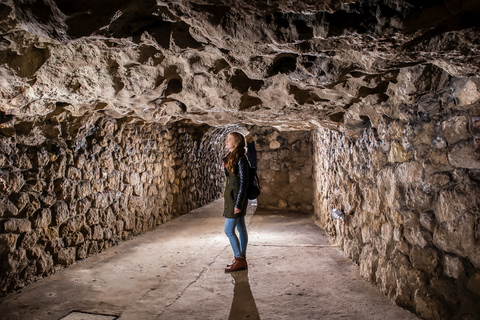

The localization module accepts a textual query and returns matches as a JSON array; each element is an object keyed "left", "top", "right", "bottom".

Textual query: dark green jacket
[{"left": 223, "top": 157, "right": 249, "bottom": 218}]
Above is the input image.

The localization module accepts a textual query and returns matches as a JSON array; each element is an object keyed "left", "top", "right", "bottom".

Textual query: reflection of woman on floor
[
  {"left": 223, "top": 132, "right": 249, "bottom": 272},
  {"left": 228, "top": 271, "right": 260, "bottom": 320}
]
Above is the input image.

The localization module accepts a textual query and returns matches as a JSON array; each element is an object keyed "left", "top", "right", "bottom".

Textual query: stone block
[
  {"left": 52, "top": 201, "right": 70, "bottom": 226},
  {"left": 395, "top": 241, "right": 410, "bottom": 255},
  {"left": 0, "top": 169, "right": 25, "bottom": 195},
  {"left": 115, "top": 220, "right": 125, "bottom": 233},
  {"left": 66, "top": 166, "right": 82, "bottom": 180},
  {"left": 88, "top": 241, "right": 99, "bottom": 255},
  {"left": 36, "top": 251, "right": 54, "bottom": 274},
  {"left": 405, "top": 185, "right": 434, "bottom": 212},
  {"left": 0, "top": 233, "right": 18, "bottom": 254},
  {"left": 33, "top": 208, "right": 52, "bottom": 229},
  {"left": 56, "top": 247, "right": 76, "bottom": 266},
  {"left": 39, "top": 227, "right": 59, "bottom": 244},
  {"left": 448, "top": 141, "right": 480, "bottom": 170},
  {"left": 76, "top": 181, "right": 92, "bottom": 200},
  {"left": 361, "top": 225, "right": 372, "bottom": 244},
  {"left": 433, "top": 212, "right": 480, "bottom": 268},
  {"left": 404, "top": 227, "right": 432, "bottom": 248},
  {"left": 454, "top": 80, "right": 480, "bottom": 106},
  {"left": 391, "top": 209, "right": 419, "bottom": 228},
  {"left": 13, "top": 154, "right": 32, "bottom": 169},
  {"left": 59, "top": 215, "right": 85, "bottom": 237},
  {"left": 99, "top": 207, "right": 116, "bottom": 229},
  {"left": 46, "top": 156, "right": 67, "bottom": 180},
  {"left": 426, "top": 173, "right": 451, "bottom": 188},
  {"left": 45, "top": 236, "right": 64, "bottom": 255},
  {"left": 167, "top": 166, "right": 175, "bottom": 184},
  {"left": 54, "top": 178, "right": 76, "bottom": 202},
  {"left": 395, "top": 161, "right": 423, "bottom": 184},
  {"left": 64, "top": 232, "right": 84, "bottom": 247},
  {"left": 414, "top": 289, "right": 448, "bottom": 320},
  {"left": 436, "top": 188, "right": 476, "bottom": 223},
  {"left": 419, "top": 211, "right": 437, "bottom": 232},
  {"left": 19, "top": 231, "right": 38, "bottom": 250},
  {"left": 82, "top": 163, "right": 95, "bottom": 180},
  {"left": 133, "top": 184, "right": 144, "bottom": 196},
  {"left": 99, "top": 151, "right": 114, "bottom": 168},
  {"left": 0, "top": 195, "right": 19, "bottom": 217},
  {"left": 81, "top": 225, "right": 92, "bottom": 240},
  {"left": 76, "top": 198, "right": 91, "bottom": 216},
  {"left": 377, "top": 169, "right": 404, "bottom": 209},
  {"left": 393, "top": 226, "right": 402, "bottom": 242},
  {"left": 22, "top": 178, "right": 45, "bottom": 193},
  {"left": 359, "top": 244, "right": 377, "bottom": 281},
  {"left": 39, "top": 191, "right": 56, "bottom": 208},
  {"left": 86, "top": 208, "right": 100, "bottom": 225},
  {"left": 27, "top": 245, "right": 42, "bottom": 259},
  {"left": 92, "top": 224, "right": 104, "bottom": 240},
  {"left": 443, "top": 254, "right": 464, "bottom": 279},
  {"left": 106, "top": 170, "right": 121, "bottom": 191},
  {"left": 5, "top": 248, "right": 28, "bottom": 273},
  {"left": 91, "top": 179, "right": 104, "bottom": 193},
  {"left": 134, "top": 161, "right": 146, "bottom": 173},
  {"left": 147, "top": 184, "right": 158, "bottom": 196},
  {"left": 388, "top": 141, "right": 412, "bottom": 163},
  {"left": 442, "top": 115, "right": 470, "bottom": 145},
  {"left": 37, "top": 149, "right": 49, "bottom": 167},
  {"left": 76, "top": 243, "right": 87, "bottom": 260},
  {"left": 0, "top": 153, "right": 7, "bottom": 167},
  {"left": 104, "top": 228, "right": 113, "bottom": 240},
  {"left": 4, "top": 218, "right": 32, "bottom": 233},
  {"left": 381, "top": 222, "right": 394, "bottom": 243},
  {"left": 410, "top": 245, "right": 439, "bottom": 274},
  {"left": 11, "top": 192, "right": 29, "bottom": 213},
  {"left": 92, "top": 193, "right": 110, "bottom": 209}
]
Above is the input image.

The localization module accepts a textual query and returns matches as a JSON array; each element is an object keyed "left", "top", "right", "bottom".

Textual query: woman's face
[{"left": 225, "top": 134, "right": 238, "bottom": 151}]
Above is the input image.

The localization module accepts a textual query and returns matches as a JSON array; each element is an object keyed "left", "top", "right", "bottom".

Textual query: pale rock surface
[{"left": 1, "top": 1, "right": 480, "bottom": 320}]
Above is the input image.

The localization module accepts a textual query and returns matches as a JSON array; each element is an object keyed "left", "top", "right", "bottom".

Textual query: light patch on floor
[{"left": 59, "top": 312, "right": 117, "bottom": 320}]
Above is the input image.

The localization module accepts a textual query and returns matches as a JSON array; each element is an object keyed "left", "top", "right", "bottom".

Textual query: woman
[{"left": 223, "top": 132, "right": 250, "bottom": 272}]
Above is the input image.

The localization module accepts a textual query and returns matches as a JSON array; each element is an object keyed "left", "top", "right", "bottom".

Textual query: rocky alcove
[{"left": 1, "top": 1, "right": 480, "bottom": 319}]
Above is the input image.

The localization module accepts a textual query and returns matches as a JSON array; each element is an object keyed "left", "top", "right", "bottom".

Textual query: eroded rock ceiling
[{"left": 1, "top": 0, "right": 480, "bottom": 131}]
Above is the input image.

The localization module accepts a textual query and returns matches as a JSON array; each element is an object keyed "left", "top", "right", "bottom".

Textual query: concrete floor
[{"left": 0, "top": 199, "right": 419, "bottom": 320}]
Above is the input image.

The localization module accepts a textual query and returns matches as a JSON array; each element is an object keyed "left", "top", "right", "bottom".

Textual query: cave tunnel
[{"left": 1, "top": 0, "right": 480, "bottom": 319}]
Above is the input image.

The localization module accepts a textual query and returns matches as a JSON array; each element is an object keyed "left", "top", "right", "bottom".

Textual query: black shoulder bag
[{"left": 247, "top": 166, "right": 261, "bottom": 200}]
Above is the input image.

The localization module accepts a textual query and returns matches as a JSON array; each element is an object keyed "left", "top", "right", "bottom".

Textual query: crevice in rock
[
  {"left": 230, "top": 69, "right": 263, "bottom": 94},
  {"left": 239, "top": 94, "right": 262, "bottom": 111},
  {"left": 289, "top": 85, "right": 326, "bottom": 105},
  {"left": 268, "top": 53, "right": 298, "bottom": 77}
]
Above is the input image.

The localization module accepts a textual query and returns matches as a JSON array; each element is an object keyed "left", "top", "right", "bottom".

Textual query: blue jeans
[{"left": 224, "top": 217, "right": 248, "bottom": 258}]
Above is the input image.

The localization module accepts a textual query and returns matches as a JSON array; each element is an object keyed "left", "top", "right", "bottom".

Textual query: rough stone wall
[
  {"left": 313, "top": 102, "right": 480, "bottom": 318},
  {"left": 250, "top": 126, "right": 313, "bottom": 211},
  {"left": 0, "top": 116, "right": 224, "bottom": 294}
]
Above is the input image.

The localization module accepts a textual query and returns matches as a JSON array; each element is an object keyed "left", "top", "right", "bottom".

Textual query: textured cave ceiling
[{"left": 1, "top": 0, "right": 480, "bottom": 131}]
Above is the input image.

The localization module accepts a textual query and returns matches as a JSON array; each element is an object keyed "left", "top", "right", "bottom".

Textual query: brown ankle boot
[
  {"left": 227, "top": 256, "right": 247, "bottom": 268},
  {"left": 225, "top": 256, "right": 247, "bottom": 272}
]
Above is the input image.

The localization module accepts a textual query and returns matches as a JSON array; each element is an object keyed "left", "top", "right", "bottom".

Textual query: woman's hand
[{"left": 234, "top": 207, "right": 241, "bottom": 214}]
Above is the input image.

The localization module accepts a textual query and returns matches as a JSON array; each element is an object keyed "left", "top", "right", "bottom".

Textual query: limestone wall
[
  {"left": 313, "top": 104, "right": 480, "bottom": 318},
  {"left": 0, "top": 116, "right": 224, "bottom": 294},
  {"left": 250, "top": 126, "right": 313, "bottom": 211}
]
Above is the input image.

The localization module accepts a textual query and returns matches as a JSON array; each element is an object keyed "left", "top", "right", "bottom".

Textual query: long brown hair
[{"left": 225, "top": 132, "right": 246, "bottom": 174}]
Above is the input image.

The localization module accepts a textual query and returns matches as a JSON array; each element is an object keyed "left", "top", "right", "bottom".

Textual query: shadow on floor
[{"left": 228, "top": 270, "right": 260, "bottom": 320}]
